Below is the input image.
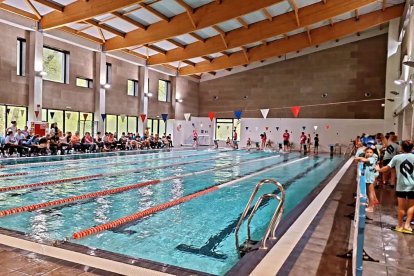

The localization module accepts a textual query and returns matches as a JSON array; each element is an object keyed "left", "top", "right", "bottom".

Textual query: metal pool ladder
[{"left": 235, "top": 179, "right": 285, "bottom": 255}]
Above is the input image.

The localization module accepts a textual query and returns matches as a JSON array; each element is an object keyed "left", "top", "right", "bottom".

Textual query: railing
[{"left": 235, "top": 179, "right": 285, "bottom": 253}]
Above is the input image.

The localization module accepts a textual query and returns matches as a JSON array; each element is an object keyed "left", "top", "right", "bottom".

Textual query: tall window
[
  {"left": 76, "top": 77, "right": 93, "bottom": 88},
  {"left": 127, "top": 117, "right": 137, "bottom": 134},
  {"left": 106, "top": 115, "right": 117, "bottom": 133},
  {"left": 16, "top": 38, "right": 26, "bottom": 76},
  {"left": 127, "top": 79, "right": 139, "bottom": 96},
  {"left": 215, "top": 119, "right": 240, "bottom": 141},
  {"left": 147, "top": 119, "right": 166, "bottom": 135},
  {"left": 64, "top": 112, "right": 79, "bottom": 133},
  {"left": 106, "top": 63, "right": 112, "bottom": 84},
  {"left": 158, "top": 80, "right": 171, "bottom": 102},
  {"left": 43, "top": 46, "right": 69, "bottom": 83}
]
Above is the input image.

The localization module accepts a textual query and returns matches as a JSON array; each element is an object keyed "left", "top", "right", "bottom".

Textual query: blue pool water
[{"left": 0, "top": 149, "right": 344, "bottom": 275}]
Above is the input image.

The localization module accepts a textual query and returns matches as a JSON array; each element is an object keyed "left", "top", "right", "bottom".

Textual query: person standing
[
  {"left": 314, "top": 134, "right": 319, "bottom": 154},
  {"left": 192, "top": 129, "right": 198, "bottom": 148},
  {"left": 283, "top": 130, "right": 290, "bottom": 152},
  {"left": 307, "top": 134, "right": 312, "bottom": 153},
  {"left": 300, "top": 132, "right": 307, "bottom": 153}
]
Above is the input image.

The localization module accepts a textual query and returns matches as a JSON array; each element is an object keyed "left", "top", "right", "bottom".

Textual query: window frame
[
  {"left": 215, "top": 118, "right": 240, "bottom": 141},
  {"left": 42, "top": 46, "right": 69, "bottom": 84},
  {"left": 127, "top": 79, "right": 139, "bottom": 96},
  {"left": 158, "top": 79, "right": 171, "bottom": 102},
  {"left": 76, "top": 77, "right": 93, "bottom": 88},
  {"left": 106, "top": 63, "right": 112, "bottom": 84},
  {"left": 16, "top": 38, "right": 26, "bottom": 77}
]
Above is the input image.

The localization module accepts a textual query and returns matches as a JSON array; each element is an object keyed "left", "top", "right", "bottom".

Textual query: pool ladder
[{"left": 235, "top": 179, "right": 285, "bottom": 256}]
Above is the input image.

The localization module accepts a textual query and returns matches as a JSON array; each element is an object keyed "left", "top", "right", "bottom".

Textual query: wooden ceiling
[{"left": 0, "top": 0, "right": 405, "bottom": 78}]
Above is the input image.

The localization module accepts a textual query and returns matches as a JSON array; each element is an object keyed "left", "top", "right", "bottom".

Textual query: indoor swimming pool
[{"left": 0, "top": 149, "right": 345, "bottom": 275}]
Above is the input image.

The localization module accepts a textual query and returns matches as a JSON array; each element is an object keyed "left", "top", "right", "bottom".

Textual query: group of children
[
  {"left": 0, "top": 121, "right": 173, "bottom": 157},
  {"left": 354, "top": 132, "right": 414, "bottom": 234}
]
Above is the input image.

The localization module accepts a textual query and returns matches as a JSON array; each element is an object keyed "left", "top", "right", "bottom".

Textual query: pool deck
[{"left": 277, "top": 162, "right": 414, "bottom": 276}]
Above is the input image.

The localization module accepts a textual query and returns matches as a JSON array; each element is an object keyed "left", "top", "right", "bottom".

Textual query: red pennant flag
[
  {"left": 325, "top": 125, "right": 330, "bottom": 129},
  {"left": 208, "top": 112, "right": 215, "bottom": 122},
  {"left": 83, "top": 113, "right": 89, "bottom": 120},
  {"left": 291, "top": 106, "right": 301, "bottom": 118},
  {"left": 140, "top": 114, "right": 146, "bottom": 122},
  {"left": 265, "top": 127, "right": 269, "bottom": 131},
  {"left": 34, "top": 111, "right": 39, "bottom": 118}
]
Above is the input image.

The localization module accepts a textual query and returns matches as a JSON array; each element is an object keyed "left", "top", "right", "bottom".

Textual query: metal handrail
[{"left": 235, "top": 179, "right": 285, "bottom": 252}]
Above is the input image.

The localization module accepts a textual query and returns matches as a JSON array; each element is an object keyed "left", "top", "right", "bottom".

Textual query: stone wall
[{"left": 199, "top": 35, "right": 388, "bottom": 119}]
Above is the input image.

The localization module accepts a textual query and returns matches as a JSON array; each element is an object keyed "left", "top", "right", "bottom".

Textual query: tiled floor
[
  {"left": 279, "top": 163, "right": 414, "bottom": 276},
  {"left": 0, "top": 244, "right": 122, "bottom": 276}
]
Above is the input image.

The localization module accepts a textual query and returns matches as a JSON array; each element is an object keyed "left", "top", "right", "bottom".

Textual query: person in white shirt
[{"left": 6, "top": 121, "right": 17, "bottom": 136}]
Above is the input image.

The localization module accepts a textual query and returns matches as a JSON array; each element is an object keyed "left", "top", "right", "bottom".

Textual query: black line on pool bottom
[{"left": 175, "top": 158, "right": 327, "bottom": 261}]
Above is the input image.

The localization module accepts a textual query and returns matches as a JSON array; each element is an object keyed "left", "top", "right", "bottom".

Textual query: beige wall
[
  {"left": 175, "top": 76, "right": 199, "bottom": 120},
  {"left": 199, "top": 35, "right": 388, "bottom": 119},
  {"left": 0, "top": 23, "right": 29, "bottom": 106},
  {"left": 147, "top": 69, "right": 173, "bottom": 118}
]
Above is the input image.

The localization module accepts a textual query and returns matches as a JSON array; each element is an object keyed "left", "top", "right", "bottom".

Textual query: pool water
[{"left": 0, "top": 149, "right": 344, "bottom": 275}]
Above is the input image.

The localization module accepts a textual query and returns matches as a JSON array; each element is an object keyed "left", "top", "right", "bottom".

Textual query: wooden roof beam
[
  {"left": 175, "top": 0, "right": 196, "bottom": 28},
  {"left": 167, "top": 39, "right": 186, "bottom": 49},
  {"left": 189, "top": 32, "right": 206, "bottom": 42},
  {"left": 355, "top": 9, "right": 360, "bottom": 20},
  {"left": 262, "top": 8, "right": 273, "bottom": 21},
  {"left": 241, "top": 47, "right": 249, "bottom": 63},
  {"left": 178, "top": 4, "right": 404, "bottom": 75},
  {"left": 40, "top": 0, "right": 146, "bottom": 30},
  {"left": 306, "top": 27, "right": 311, "bottom": 44},
  {"left": 146, "top": 44, "right": 167, "bottom": 55},
  {"left": 138, "top": 3, "right": 169, "bottom": 22},
  {"left": 59, "top": 26, "right": 104, "bottom": 44},
  {"left": 237, "top": 17, "right": 249, "bottom": 29},
  {"left": 0, "top": 2, "right": 39, "bottom": 20},
  {"left": 32, "top": 0, "right": 63, "bottom": 12},
  {"left": 84, "top": 19, "right": 125, "bottom": 37},
  {"left": 182, "top": 60, "right": 196, "bottom": 67},
  {"left": 111, "top": 11, "right": 147, "bottom": 30},
  {"left": 148, "top": 0, "right": 379, "bottom": 65},
  {"left": 382, "top": 0, "right": 387, "bottom": 11},
  {"left": 24, "top": 0, "right": 41, "bottom": 20},
  {"left": 288, "top": 0, "right": 300, "bottom": 26},
  {"left": 104, "top": 0, "right": 286, "bottom": 51},
  {"left": 212, "top": 25, "right": 228, "bottom": 48}
]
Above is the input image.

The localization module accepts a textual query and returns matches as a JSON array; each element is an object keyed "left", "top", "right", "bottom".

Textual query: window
[
  {"left": 127, "top": 117, "right": 137, "bottom": 134},
  {"left": 16, "top": 38, "right": 26, "bottom": 76},
  {"left": 79, "top": 113, "right": 93, "bottom": 136},
  {"left": 106, "top": 63, "right": 112, "bottom": 84},
  {"left": 127, "top": 79, "right": 139, "bottom": 96},
  {"left": 106, "top": 115, "right": 117, "bottom": 133},
  {"left": 158, "top": 80, "right": 171, "bottom": 102},
  {"left": 76, "top": 77, "right": 93, "bottom": 88},
  {"left": 147, "top": 119, "right": 166, "bottom": 135},
  {"left": 117, "top": 116, "right": 127, "bottom": 135},
  {"left": 47, "top": 110, "right": 64, "bottom": 131},
  {"left": 43, "top": 46, "right": 69, "bottom": 83},
  {"left": 64, "top": 111, "right": 79, "bottom": 133},
  {"left": 215, "top": 119, "right": 240, "bottom": 141}
]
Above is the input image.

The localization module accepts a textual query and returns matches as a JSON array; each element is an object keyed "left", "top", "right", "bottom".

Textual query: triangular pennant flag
[
  {"left": 245, "top": 126, "right": 249, "bottom": 130},
  {"left": 101, "top": 114, "right": 107, "bottom": 121},
  {"left": 227, "top": 125, "right": 230, "bottom": 130},
  {"left": 234, "top": 110, "right": 242, "bottom": 120},
  {"left": 83, "top": 113, "right": 89, "bottom": 120},
  {"left": 50, "top": 111, "right": 55, "bottom": 119},
  {"left": 6, "top": 108, "right": 10, "bottom": 115},
  {"left": 140, "top": 114, "right": 146, "bottom": 122},
  {"left": 276, "top": 127, "right": 279, "bottom": 131},
  {"left": 217, "top": 125, "right": 220, "bottom": 129},
  {"left": 291, "top": 106, "right": 301, "bottom": 118},
  {"left": 260, "top": 109, "right": 270, "bottom": 119},
  {"left": 161, "top": 113, "right": 168, "bottom": 122},
  {"left": 265, "top": 127, "right": 269, "bottom": 131},
  {"left": 208, "top": 112, "right": 215, "bottom": 122},
  {"left": 200, "top": 123, "right": 203, "bottom": 128},
  {"left": 120, "top": 114, "right": 126, "bottom": 122},
  {"left": 302, "top": 126, "right": 306, "bottom": 130},
  {"left": 34, "top": 111, "right": 39, "bottom": 118},
  {"left": 184, "top": 113, "right": 191, "bottom": 122},
  {"left": 20, "top": 109, "right": 25, "bottom": 117},
  {"left": 192, "top": 123, "right": 195, "bottom": 127},
  {"left": 313, "top": 125, "right": 318, "bottom": 131},
  {"left": 66, "top": 112, "right": 72, "bottom": 120}
]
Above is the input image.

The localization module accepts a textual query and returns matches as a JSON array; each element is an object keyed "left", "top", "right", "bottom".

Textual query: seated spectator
[
  {"left": 81, "top": 132, "right": 96, "bottom": 152},
  {"left": 94, "top": 132, "right": 104, "bottom": 152},
  {"left": 70, "top": 131, "right": 82, "bottom": 152},
  {"left": 57, "top": 130, "right": 70, "bottom": 154},
  {"left": 4, "top": 131, "right": 22, "bottom": 156}
]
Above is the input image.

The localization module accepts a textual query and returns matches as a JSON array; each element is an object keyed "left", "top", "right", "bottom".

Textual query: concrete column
[
  {"left": 138, "top": 66, "right": 149, "bottom": 134},
  {"left": 94, "top": 51, "right": 106, "bottom": 134},
  {"left": 384, "top": 19, "right": 401, "bottom": 131},
  {"left": 28, "top": 30, "right": 43, "bottom": 122}
]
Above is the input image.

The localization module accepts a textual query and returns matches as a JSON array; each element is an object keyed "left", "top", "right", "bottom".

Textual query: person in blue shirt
[
  {"left": 376, "top": 140, "right": 414, "bottom": 234},
  {"left": 355, "top": 146, "right": 379, "bottom": 212}
]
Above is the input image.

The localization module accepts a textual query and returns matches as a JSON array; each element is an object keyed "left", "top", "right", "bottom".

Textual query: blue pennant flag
[
  {"left": 101, "top": 114, "right": 107, "bottom": 121},
  {"left": 234, "top": 110, "right": 242, "bottom": 120},
  {"left": 161, "top": 113, "right": 168, "bottom": 122}
]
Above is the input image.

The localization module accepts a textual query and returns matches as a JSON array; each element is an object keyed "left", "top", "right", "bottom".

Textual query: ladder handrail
[{"left": 235, "top": 179, "right": 285, "bottom": 252}]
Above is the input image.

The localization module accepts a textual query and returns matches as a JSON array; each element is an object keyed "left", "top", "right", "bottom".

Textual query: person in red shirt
[
  {"left": 283, "top": 130, "right": 290, "bottom": 152},
  {"left": 300, "top": 132, "right": 307, "bottom": 153}
]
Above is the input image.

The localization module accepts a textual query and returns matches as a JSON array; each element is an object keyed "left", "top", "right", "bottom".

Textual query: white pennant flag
[
  {"left": 120, "top": 114, "right": 126, "bottom": 122},
  {"left": 313, "top": 125, "right": 318, "bottom": 131},
  {"left": 184, "top": 113, "right": 191, "bottom": 122},
  {"left": 260, "top": 109, "right": 269, "bottom": 119}
]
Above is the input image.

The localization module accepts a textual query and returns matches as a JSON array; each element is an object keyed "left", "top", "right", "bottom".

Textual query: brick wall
[{"left": 199, "top": 34, "right": 388, "bottom": 119}]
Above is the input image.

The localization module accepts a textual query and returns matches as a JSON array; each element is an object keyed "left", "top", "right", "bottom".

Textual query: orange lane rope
[
  {"left": 0, "top": 179, "right": 161, "bottom": 217},
  {"left": 72, "top": 186, "right": 219, "bottom": 239},
  {"left": 0, "top": 174, "right": 104, "bottom": 193}
]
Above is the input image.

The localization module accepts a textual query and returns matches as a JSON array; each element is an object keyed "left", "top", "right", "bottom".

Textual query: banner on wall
[
  {"left": 101, "top": 114, "right": 107, "bottom": 121},
  {"left": 260, "top": 109, "right": 269, "bottom": 119},
  {"left": 140, "top": 114, "right": 146, "bottom": 122},
  {"left": 291, "top": 106, "right": 301, "bottom": 118},
  {"left": 161, "top": 113, "right": 168, "bottom": 122},
  {"left": 184, "top": 113, "right": 191, "bottom": 122},
  {"left": 208, "top": 112, "right": 215, "bottom": 122},
  {"left": 234, "top": 110, "right": 242, "bottom": 120}
]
